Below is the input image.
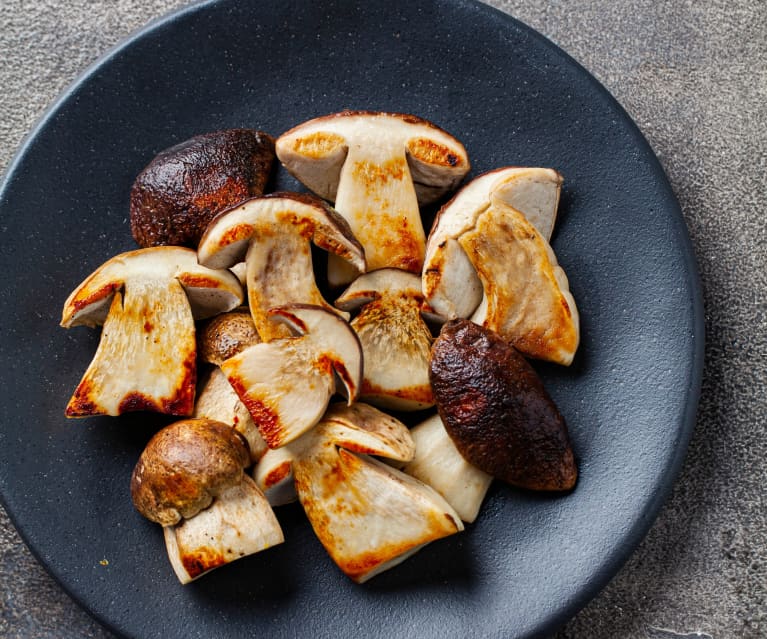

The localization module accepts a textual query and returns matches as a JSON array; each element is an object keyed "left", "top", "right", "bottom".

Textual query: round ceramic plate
[{"left": 0, "top": 1, "right": 703, "bottom": 638}]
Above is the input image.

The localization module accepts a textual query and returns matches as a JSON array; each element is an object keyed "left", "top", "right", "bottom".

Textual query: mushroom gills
[
  {"left": 402, "top": 414, "right": 492, "bottom": 523},
  {"left": 164, "top": 476, "right": 284, "bottom": 584}
]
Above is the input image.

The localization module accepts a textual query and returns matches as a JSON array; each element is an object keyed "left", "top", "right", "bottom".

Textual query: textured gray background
[{"left": 0, "top": 1, "right": 764, "bottom": 638}]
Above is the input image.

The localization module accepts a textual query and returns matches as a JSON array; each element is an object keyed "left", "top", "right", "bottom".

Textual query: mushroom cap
[
  {"left": 221, "top": 305, "right": 363, "bottom": 449},
  {"left": 197, "top": 192, "right": 364, "bottom": 272},
  {"left": 130, "top": 418, "right": 251, "bottom": 526},
  {"left": 130, "top": 128, "right": 275, "bottom": 248},
  {"left": 198, "top": 309, "right": 260, "bottom": 366},
  {"left": 61, "top": 246, "right": 243, "bottom": 328},
  {"left": 336, "top": 269, "right": 434, "bottom": 410},
  {"left": 275, "top": 111, "right": 470, "bottom": 205},
  {"left": 430, "top": 319, "right": 578, "bottom": 491},
  {"left": 423, "top": 166, "right": 563, "bottom": 321}
]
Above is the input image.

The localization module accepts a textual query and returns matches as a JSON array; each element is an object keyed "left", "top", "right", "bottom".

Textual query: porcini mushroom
[
  {"left": 194, "top": 310, "right": 267, "bottom": 463},
  {"left": 61, "top": 247, "right": 243, "bottom": 417},
  {"left": 422, "top": 167, "right": 578, "bottom": 365},
  {"left": 276, "top": 111, "right": 470, "bottom": 286},
  {"left": 130, "top": 129, "right": 275, "bottom": 248},
  {"left": 221, "top": 304, "right": 363, "bottom": 449},
  {"left": 131, "top": 418, "right": 284, "bottom": 583},
  {"left": 402, "top": 413, "right": 492, "bottom": 523},
  {"left": 253, "top": 402, "right": 463, "bottom": 582},
  {"left": 335, "top": 268, "right": 434, "bottom": 410},
  {"left": 197, "top": 192, "right": 365, "bottom": 341}
]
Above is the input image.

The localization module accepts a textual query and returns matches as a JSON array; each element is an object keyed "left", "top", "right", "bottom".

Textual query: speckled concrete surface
[{"left": 0, "top": 1, "right": 764, "bottom": 638}]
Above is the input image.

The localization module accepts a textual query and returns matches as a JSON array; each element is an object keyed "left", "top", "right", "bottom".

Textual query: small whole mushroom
[{"left": 131, "top": 418, "right": 283, "bottom": 583}]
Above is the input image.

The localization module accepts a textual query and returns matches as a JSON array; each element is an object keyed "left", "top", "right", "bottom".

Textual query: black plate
[{"left": 0, "top": 1, "right": 703, "bottom": 638}]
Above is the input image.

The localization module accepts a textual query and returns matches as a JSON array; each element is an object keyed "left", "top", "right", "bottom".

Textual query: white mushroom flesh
[{"left": 163, "top": 475, "right": 284, "bottom": 584}]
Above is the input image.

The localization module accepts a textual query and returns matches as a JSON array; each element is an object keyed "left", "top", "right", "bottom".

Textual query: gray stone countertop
[{"left": 0, "top": 1, "right": 764, "bottom": 638}]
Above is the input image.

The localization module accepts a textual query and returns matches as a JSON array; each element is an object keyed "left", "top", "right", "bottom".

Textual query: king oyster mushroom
[
  {"left": 335, "top": 268, "right": 434, "bottom": 410},
  {"left": 131, "top": 418, "right": 284, "bottom": 584},
  {"left": 253, "top": 402, "right": 463, "bottom": 583},
  {"left": 197, "top": 192, "right": 365, "bottom": 341},
  {"left": 61, "top": 247, "right": 242, "bottom": 417},
  {"left": 221, "top": 304, "right": 362, "bottom": 449},
  {"left": 402, "top": 413, "right": 493, "bottom": 523},
  {"left": 422, "top": 166, "right": 579, "bottom": 365},
  {"left": 194, "top": 310, "right": 267, "bottom": 463},
  {"left": 276, "top": 111, "right": 470, "bottom": 286},
  {"left": 130, "top": 129, "right": 275, "bottom": 248}
]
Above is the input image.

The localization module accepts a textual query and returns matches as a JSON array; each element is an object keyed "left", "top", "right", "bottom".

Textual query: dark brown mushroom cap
[
  {"left": 430, "top": 319, "right": 577, "bottom": 491},
  {"left": 197, "top": 309, "right": 261, "bottom": 366},
  {"left": 130, "top": 129, "right": 275, "bottom": 248},
  {"left": 130, "top": 418, "right": 251, "bottom": 526}
]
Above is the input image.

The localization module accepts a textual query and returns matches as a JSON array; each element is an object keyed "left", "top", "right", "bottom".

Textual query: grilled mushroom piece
[
  {"left": 422, "top": 167, "right": 578, "bottom": 365},
  {"left": 221, "top": 305, "right": 363, "bottom": 449},
  {"left": 276, "top": 111, "right": 470, "bottom": 286},
  {"left": 253, "top": 403, "right": 463, "bottom": 582},
  {"left": 335, "top": 268, "right": 434, "bottom": 410},
  {"left": 61, "top": 247, "right": 242, "bottom": 417},
  {"left": 430, "top": 319, "right": 578, "bottom": 492},
  {"left": 402, "top": 413, "right": 492, "bottom": 523},
  {"left": 130, "top": 129, "right": 275, "bottom": 248},
  {"left": 131, "top": 418, "right": 284, "bottom": 583},
  {"left": 197, "top": 192, "right": 365, "bottom": 341},
  {"left": 195, "top": 310, "right": 267, "bottom": 463}
]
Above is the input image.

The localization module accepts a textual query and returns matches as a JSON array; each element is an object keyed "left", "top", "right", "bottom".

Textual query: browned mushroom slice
[
  {"left": 430, "top": 320, "right": 578, "bottom": 492},
  {"left": 277, "top": 403, "right": 462, "bottom": 582},
  {"left": 276, "top": 111, "right": 470, "bottom": 286},
  {"left": 335, "top": 268, "right": 434, "bottom": 410},
  {"left": 197, "top": 192, "right": 365, "bottom": 341},
  {"left": 422, "top": 167, "right": 578, "bottom": 365},
  {"left": 402, "top": 414, "right": 492, "bottom": 523},
  {"left": 130, "top": 129, "right": 275, "bottom": 248},
  {"left": 61, "top": 247, "right": 243, "bottom": 417},
  {"left": 131, "top": 418, "right": 283, "bottom": 583},
  {"left": 253, "top": 446, "right": 298, "bottom": 506},
  {"left": 221, "top": 305, "right": 363, "bottom": 449}
]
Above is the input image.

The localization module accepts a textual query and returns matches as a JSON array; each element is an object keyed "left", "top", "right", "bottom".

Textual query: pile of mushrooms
[{"left": 60, "top": 111, "right": 581, "bottom": 584}]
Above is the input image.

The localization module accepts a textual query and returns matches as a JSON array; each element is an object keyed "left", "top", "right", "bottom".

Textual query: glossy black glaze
[{"left": 0, "top": 1, "right": 704, "bottom": 638}]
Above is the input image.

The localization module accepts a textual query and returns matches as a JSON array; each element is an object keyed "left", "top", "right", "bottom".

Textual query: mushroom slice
[
  {"left": 131, "top": 419, "right": 283, "bottom": 583},
  {"left": 61, "top": 247, "right": 243, "bottom": 417},
  {"left": 195, "top": 310, "right": 267, "bottom": 462},
  {"left": 422, "top": 167, "right": 578, "bottom": 365},
  {"left": 402, "top": 414, "right": 492, "bottom": 523},
  {"left": 276, "top": 111, "right": 470, "bottom": 286},
  {"left": 335, "top": 268, "right": 434, "bottom": 410},
  {"left": 221, "top": 305, "right": 363, "bottom": 448},
  {"left": 253, "top": 446, "right": 298, "bottom": 506},
  {"left": 164, "top": 475, "right": 283, "bottom": 584},
  {"left": 289, "top": 403, "right": 463, "bottom": 583},
  {"left": 197, "top": 192, "right": 365, "bottom": 341}
]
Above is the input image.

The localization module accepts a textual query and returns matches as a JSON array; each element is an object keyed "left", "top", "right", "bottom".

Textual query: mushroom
[
  {"left": 130, "top": 129, "right": 275, "bottom": 248},
  {"left": 254, "top": 403, "right": 464, "bottom": 582},
  {"left": 402, "top": 414, "right": 492, "bottom": 523},
  {"left": 61, "top": 246, "right": 243, "bottom": 417},
  {"left": 194, "top": 310, "right": 267, "bottom": 463},
  {"left": 197, "top": 192, "right": 365, "bottom": 341},
  {"left": 276, "top": 111, "right": 470, "bottom": 286},
  {"left": 422, "top": 167, "right": 578, "bottom": 365},
  {"left": 430, "top": 319, "right": 578, "bottom": 491},
  {"left": 130, "top": 418, "right": 284, "bottom": 583},
  {"left": 253, "top": 446, "right": 298, "bottom": 506},
  {"left": 335, "top": 268, "right": 434, "bottom": 410},
  {"left": 221, "top": 304, "right": 363, "bottom": 449}
]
